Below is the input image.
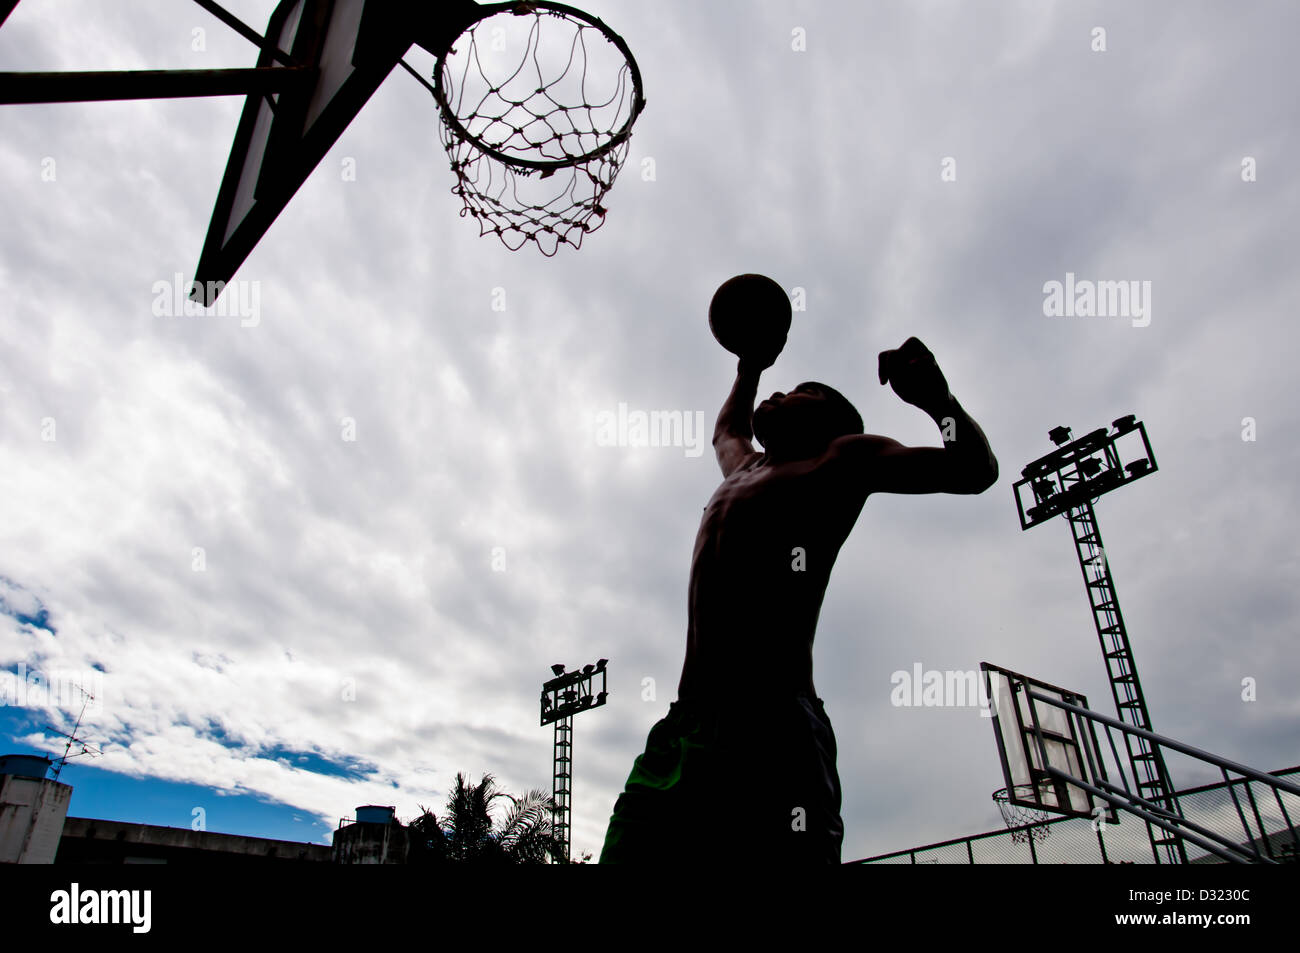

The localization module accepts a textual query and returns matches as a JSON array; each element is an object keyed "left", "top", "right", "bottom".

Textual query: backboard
[
  {"left": 191, "top": 0, "right": 479, "bottom": 304},
  {"left": 981, "top": 662, "right": 1110, "bottom": 820},
  {"left": 2, "top": 1, "right": 641, "bottom": 301}
]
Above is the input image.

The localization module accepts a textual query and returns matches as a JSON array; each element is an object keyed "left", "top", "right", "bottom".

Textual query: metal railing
[{"left": 854, "top": 767, "right": 1299, "bottom": 864}]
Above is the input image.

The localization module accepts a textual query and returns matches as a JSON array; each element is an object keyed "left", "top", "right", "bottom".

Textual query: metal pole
[
  {"left": 1048, "top": 767, "right": 1271, "bottom": 864},
  {"left": 0, "top": 66, "right": 309, "bottom": 104},
  {"left": 1032, "top": 690, "right": 1300, "bottom": 796},
  {"left": 190, "top": 0, "right": 296, "bottom": 66}
]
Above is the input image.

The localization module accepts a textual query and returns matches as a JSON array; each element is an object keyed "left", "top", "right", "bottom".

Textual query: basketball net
[
  {"left": 993, "top": 786, "right": 1053, "bottom": 844},
  {"left": 431, "top": 2, "right": 645, "bottom": 255}
]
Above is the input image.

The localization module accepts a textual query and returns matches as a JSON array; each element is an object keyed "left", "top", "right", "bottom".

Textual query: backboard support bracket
[
  {"left": 0, "top": 0, "right": 308, "bottom": 103},
  {"left": 0, "top": 67, "right": 311, "bottom": 104}
]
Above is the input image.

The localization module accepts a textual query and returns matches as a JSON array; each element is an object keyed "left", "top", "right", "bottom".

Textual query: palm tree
[
  {"left": 409, "top": 772, "right": 567, "bottom": 864},
  {"left": 494, "top": 784, "right": 566, "bottom": 864},
  {"left": 406, "top": 804, "right": 448, "bottom": 865}
]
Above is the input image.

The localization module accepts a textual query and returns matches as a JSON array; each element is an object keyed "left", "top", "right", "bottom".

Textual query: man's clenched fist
[{"left": 878, "top": 337, "right": 951, "bottom": 413}]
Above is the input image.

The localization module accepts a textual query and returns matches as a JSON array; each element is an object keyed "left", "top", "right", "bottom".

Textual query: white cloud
[{"left": 0, "top": 0, "right": 1297, "bottom": 861}]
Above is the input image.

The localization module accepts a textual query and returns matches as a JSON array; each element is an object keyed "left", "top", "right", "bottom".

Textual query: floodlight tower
[
  {"left": 1012, "top": 416, "right": 1187, "bottom": 864},
  {"left": 540, "top": 659, "right": 608, "bottom": 862}
]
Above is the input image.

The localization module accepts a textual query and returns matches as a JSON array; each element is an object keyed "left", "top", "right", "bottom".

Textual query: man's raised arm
[
  {"left": 713, "top": 360, "right": 762, "bottom": 477},
  {"left": 830, "top": 337, "right": 997, "bottom": 495}
]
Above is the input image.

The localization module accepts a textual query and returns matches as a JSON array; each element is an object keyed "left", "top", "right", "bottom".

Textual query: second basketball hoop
[{"left": 430, "top": 1, "right": 646, "bottom": 255}]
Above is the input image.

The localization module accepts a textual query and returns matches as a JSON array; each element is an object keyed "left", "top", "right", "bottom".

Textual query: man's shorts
[{"left": 599, "top": 694, "right": 843, "bottom": 864}]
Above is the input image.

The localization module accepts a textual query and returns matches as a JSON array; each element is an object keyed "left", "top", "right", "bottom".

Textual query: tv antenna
[{"left": 46, "top": 685, "right": 102, "bottom": 783}]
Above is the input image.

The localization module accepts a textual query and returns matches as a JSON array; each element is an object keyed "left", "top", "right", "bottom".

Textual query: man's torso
[{"left": 678, "top": 453, "right": 868, "bottom": 700}]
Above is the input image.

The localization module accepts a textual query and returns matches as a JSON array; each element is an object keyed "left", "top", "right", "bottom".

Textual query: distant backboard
[
  {"left": 192, "top": 0, "right": 478, "bottom": 304},
  {"left": 982, "top": 662, "right": 1110, "bottom": 820}
]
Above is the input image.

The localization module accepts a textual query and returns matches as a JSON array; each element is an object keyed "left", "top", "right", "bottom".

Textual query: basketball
[{"left": 708, "top": 274, "right": 792, "bottom": 366}]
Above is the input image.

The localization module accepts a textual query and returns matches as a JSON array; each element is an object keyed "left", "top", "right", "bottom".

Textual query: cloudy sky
[{"left": 1, "top": 0, "right": 1297, "bottom": 862}]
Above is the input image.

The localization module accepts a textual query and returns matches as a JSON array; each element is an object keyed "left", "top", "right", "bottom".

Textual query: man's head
[{"left": 752, "top": 382, "right": 864, "bottom": 459}]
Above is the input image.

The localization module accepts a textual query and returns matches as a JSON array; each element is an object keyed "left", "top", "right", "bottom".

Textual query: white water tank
[{"left": 0, "top": 753, "right": 73, "bottom": 863}]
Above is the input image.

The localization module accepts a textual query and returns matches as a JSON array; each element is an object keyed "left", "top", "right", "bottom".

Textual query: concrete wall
[
  {"left": 57, "top": 817, "right": 331, "bottom": 864},
  {"left": 0, "top": 775, "right": 73, "bottom": 863}
]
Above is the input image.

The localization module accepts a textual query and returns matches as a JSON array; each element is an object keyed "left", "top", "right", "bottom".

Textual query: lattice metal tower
[
  {"left": 1013, "top": 416, "right": 1187, "bottom": 863},
  {"left": 552, "top": 716, "right": 573, "bottom": 854},
  {"left": 540, "top": 659, "right": 608, "bottom": 863}
]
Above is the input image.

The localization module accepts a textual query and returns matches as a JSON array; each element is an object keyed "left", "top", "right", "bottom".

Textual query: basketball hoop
[
  {"left": 430, "top": 1, "right": 646, "bottom": 254},
  {"left": 993, "top": 786, "right": 1053, "bottom": 844}
]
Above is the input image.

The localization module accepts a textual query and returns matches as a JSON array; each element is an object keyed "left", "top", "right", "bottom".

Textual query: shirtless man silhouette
[{"left": 599, "top": 336, "right": 998, "bottom": 864}]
